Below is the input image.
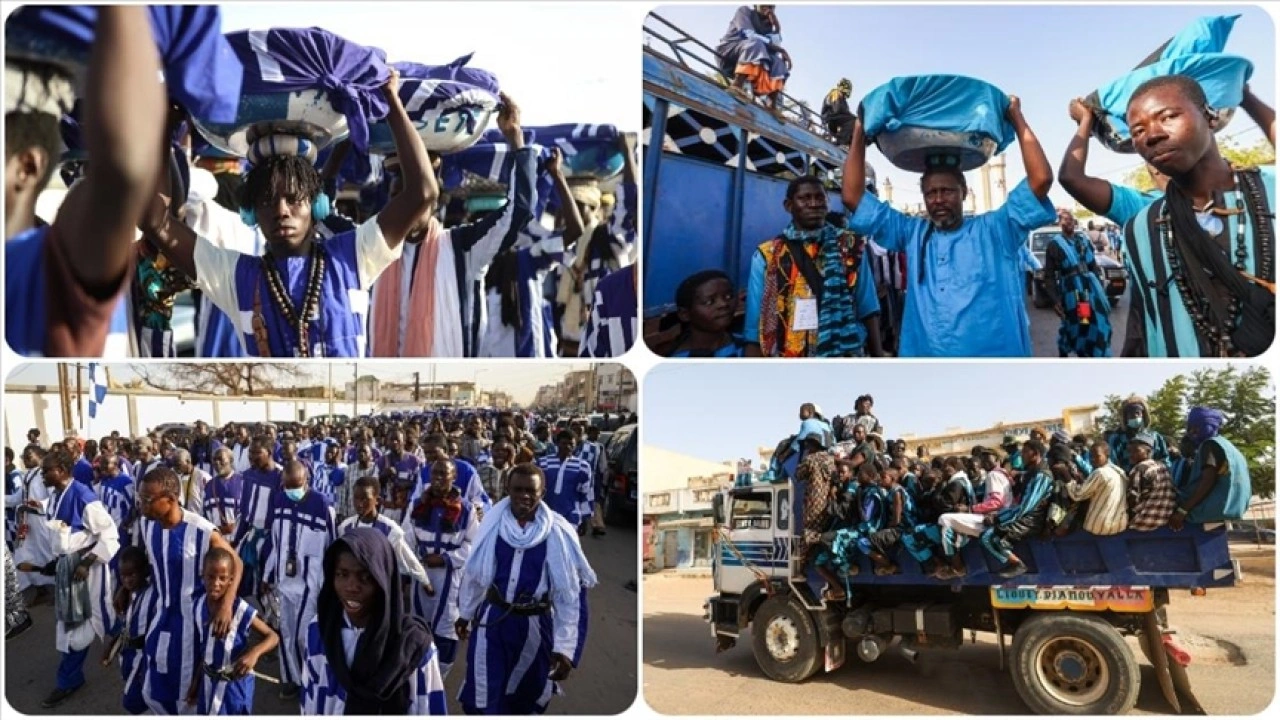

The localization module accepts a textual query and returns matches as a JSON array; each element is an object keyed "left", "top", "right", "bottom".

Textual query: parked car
[
  {"left": 1026, "top": 226, "right": 1128, "bottom": 309},
  {"left": 1226, "top": 521, "right": 1276, "bottom": 545},
  {"left": 602, "top": 423, "right": 638, "bottom": 526}
]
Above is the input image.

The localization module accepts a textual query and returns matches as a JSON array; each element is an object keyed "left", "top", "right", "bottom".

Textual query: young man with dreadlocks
[
  {"left": 140, "top": 69, "right": 437, "bottom": 357},
  {"left": 1119, "top": 76, "right": 1275, "bottom": 357}
]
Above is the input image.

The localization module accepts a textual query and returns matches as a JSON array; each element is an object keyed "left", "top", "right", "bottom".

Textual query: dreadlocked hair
[
  {"left": 485, "top": 249, "right": 524, "bottom": 331},
  {"left": 239, "top": 154, "right": 322, "bottom": 213},
  {"left": 5, "top": 111, "right": 61, "bottom": 191}
]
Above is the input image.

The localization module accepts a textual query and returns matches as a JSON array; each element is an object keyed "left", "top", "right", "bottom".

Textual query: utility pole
[
  {"left": 328, "top": 364, "right": 334, "bottom": 416},
  {"left": 57, "top": 363, "right": 72, "bottom": 435},
  {"left": 75, "top": 362, "right": 84, "bottom": 431},
  {"left": 352, "top": 363, "right": 358, "bottom": 418},
  {"left": 414, "top": 372, "right": 421, "bottom": 403}
]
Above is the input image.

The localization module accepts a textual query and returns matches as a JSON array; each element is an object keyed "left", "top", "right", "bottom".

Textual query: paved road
[
  {"left": 1028, "top": 286, "right": 1131, "bottom": 358},
  {"left": 642, "top": 546, "right": 1274, "bottom": 716},
  {"left": 5, "top": 521, "right": 638, "bottom": 715}
]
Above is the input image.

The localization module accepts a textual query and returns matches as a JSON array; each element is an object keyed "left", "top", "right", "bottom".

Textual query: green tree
[{"left": 1121, "top": 138, "right": 1275, "bottom": 192}]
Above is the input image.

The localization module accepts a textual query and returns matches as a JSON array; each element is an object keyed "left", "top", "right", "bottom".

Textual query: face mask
[
  {"left": 284, "top": 488, "right": 306, "bottom": 502},
  {"left": 1126, "top": 418, "right": 1144, "bottom": 430}
]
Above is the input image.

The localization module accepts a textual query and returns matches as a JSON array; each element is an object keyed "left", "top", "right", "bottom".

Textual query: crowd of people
[
  {"left": 760, "top": 394, "right": 1253, "bottom": 598},
  {"left": 5, "top": 6, "right": 638, "bottom": 360},
  {"left": 3, "top": 407, "right": 637, "bottom": 714},
  {"left": 692, "top": 6, "right": 1274, "bottom": 359}
]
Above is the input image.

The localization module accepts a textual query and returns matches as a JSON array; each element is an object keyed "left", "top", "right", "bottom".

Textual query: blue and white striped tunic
[
  {"left": 110, "top": 582, "right": 161, "bottom": 714},
  {"left": 137, "top": 510, "right": 216, "bottom": 715},
  {"left": 577, "top": 264, "right": 637, "bottom": 358},
  {"left": 534, "top": 455, "right": 593, "bottom": 526},
  {"left": 300, "top": 618, "right": 448, "bottom": 715},
  {"left": 312, "top": 462, "right": 346, "bottom": 510},
  {"left": 458, "top": 536, "right": 589, "bottom": 714},
  {"left": 404, "top": 499, "right": 478, "bottom": 674},
  {"left": 262, "top": 490, "right": 336, "bottom": 687},
  {"left": 95, "top": 472, "right": 135, "bottom": 541},
  {"left": 193, "top": 594, "right": 259, "bottom": 715}
]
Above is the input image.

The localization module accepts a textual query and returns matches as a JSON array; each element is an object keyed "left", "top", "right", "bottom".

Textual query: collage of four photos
[{"left": 1, "top": 1, "right": 1276, "bottom": 717}]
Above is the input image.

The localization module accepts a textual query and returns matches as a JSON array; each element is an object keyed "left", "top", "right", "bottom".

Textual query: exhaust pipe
[{"left": 899, "top": 646, "right": 919, "bottom": 664}]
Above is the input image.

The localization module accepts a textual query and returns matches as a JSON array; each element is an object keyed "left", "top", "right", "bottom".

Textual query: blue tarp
[{"left": 859, "top": 75, "right": 1015, "bottom": 154}]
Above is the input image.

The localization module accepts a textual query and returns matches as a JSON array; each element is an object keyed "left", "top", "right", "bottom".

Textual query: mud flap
[
  {"left": 824, "top": 638, "right": 846, "bottom": 673},
  {"left": 1142, "top": 611, "right": 1181, "bottom": 714},
  {"left": 1167, "top": 651, "right": 1206, "bottom": 715}
]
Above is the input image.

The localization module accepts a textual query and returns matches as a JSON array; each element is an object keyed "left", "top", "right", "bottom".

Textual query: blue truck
[
  {"left": 704, "top": 473, "right": 1239, "bottom": 715},
  {"left": 642, "top": 14, "right": 857, "bottom": 335}
]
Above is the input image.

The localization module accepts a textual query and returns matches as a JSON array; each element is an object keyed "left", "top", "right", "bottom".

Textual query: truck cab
[{"left": 706, "top": 478, "right": 1238, "bottom": 715}]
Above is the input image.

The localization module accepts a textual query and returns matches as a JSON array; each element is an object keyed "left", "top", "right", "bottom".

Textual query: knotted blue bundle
[
  {"left": 194, "top": 27, "right": 390, "bottom": 156},
  {"left": 6, "top": 5, "right": 243, "bottom": 123},
  {"left": 859, "top": 75, "right": 1014, "bottom": 172},
  {"left": 1088, "top": 15, "right": 1252, "bottom": 153},
  {"left": 366, "top": 55, "right": 501, "bottom": 155}
]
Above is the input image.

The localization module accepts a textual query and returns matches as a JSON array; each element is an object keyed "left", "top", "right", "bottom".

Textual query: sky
[
  {"left": 647, "top": 3, "right": 1276, "bottom": 209},
  {"left": 4, "top": 362, "right": 612, "bottom": 406},
  {"left": 642, "top": 361, "right": 1272, "bottom": 463},
  {"left": 219, "top": 2, "right": 641, "bottom": 129}
]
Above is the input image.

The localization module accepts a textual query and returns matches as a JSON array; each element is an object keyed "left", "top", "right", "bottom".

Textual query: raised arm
[
  {"left": 1240, "top": 84, "right": 1276, "bottom": 148},
  {"left": 840, "top": 117, "right": 868, "bottom": 212},
  {"left": 548, "top": 148, "right": 585, "bottom": 247},
  {"left": 1006, "top": 95, "right": 1053, "bottom": 199},
  {"left": 55, "top": 6, "right": 166, "bottom": 293},
  {"left": 376, "top": 69, "right": 439, "bottom": 248},
  {"left": 1059, "top": 99, "right": 1116, "bottom": 215}
]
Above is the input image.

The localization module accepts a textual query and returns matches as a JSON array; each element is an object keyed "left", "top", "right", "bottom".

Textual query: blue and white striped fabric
[
  {"left": 415, "top": 459, "right": 492, "bottom": 515},
  {"left": 578, "top": 265, "right": 637, "bottom": 358},
  {"left": 575, "top": 440, "right": 605, "bottom": 481},
  {"left": 137, "top": 510, "right": 216, "bottom": 715},
  {"left": 193, "top": 595, "right": 259, "bottom": 715},
  {"left": 366, "top": 55, "right": 500, "bottom": 155},
  {"left": 88, "top": 363, "right": 107, "bottom": 419},
  {"left": 312, "top": 461, "right": 345, "bottom": 509},
  {"left": 481, "top": 237, "right": 563, "bottom": 358},
  {"left": 262, "top": 490, "right": 335, "bottom": 688},
  {"left": 222, "top": 28, "right": 391, "bottom": 153},
  {"left": 534, "top": 456, "right": 593, "bottom": 526},
  {"left": 109, "top": 582, "right": 161, "bottom": 714},
  {"left": 457, "top": 536, "right": 589, "bottom": 714},
  {"left": 5, "top": 5, "right": 243, "bottom": 123},
  {"left": 527, "top": 123, "right": 624, "bottom": 180},
  {"left": 301, "top": 618, "right": 448, "bottom": 715},
  {"left": 405, "top": 499, "right": 478, "bottom": 676},
  {"left": 202, "top": 472, "right": 242, "bottom": 532},
  {"left": 95, "top": 472, "right": 134, "bottom": 541}
]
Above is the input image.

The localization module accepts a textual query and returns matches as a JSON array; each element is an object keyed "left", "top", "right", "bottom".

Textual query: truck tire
[
  {"left": 1010, "top": 613, "right": 1141, "bottom": 715},
  {"left": 751, "top": 594, "right": 823, "bottom": 683}
]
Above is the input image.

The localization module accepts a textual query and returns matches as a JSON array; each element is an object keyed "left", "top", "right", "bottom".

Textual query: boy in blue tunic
[
  {"left": 102, "top": 546, "right": 158, "bottom": 714},
  {"left": 139, "top": 69, "right": 438, "bottom": 358},
  {"left": 1118, "top": 78, "right": 1275, "bottom": 357},
  {"left": 5, "top": 7, "right": 167, "bottom": 357},
  {"left": 185, "top": 548, "right": 278, "bottom": 715},
  {"left": 840, "top": 99, "right": 1057, "bottom": 357}
]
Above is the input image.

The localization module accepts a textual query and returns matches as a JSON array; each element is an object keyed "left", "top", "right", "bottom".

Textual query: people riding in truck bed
[{"left": 716, "top": 5, "right": 791, "bottom": 116}]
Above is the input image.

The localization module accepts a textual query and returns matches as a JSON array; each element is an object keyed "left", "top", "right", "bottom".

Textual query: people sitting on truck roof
[
  {"left": 1050, "top": 429, "right": 1092, "bottom": 478},
  {"left": 971, "top": 439, "right": 1055, "bottom": 579},
  {"left": 1106, "top": 394, "right": 1169, "bottom": 473},
  {"left": 667, "top": 269, "right": 746, "bottom": 357},
  {"left": 789, "top": 403, "right": 835, "bottom": 460},
  {"left": 794, "top": 429, "right": 836, "bottom": 582},
  {"left": 1170, "top": 407, "right": 1253, "bottom": 529},
  {"left": 933, "top": 448, "right": 1013, "bottom": 579},
  {"left": 743, "top": 176, "right": 884, "bottom": 358},
  {"left": 716, "top": 5, "right": 791, "bottom": 115},
  {"left": 1066, "top": 441, "right": 1129, "bottom": 536},
  {"left": 867, "top": 463, "right": 917, "bottom": 576},
  {"left": 1126, "top": 432, "right": 1178, "bottom": 531},
  {"left": 818, "top": 461, "right": 888, "bottom": 596},
  {"left": 1044, "top": 209, "right": 1114, "bottom": 358},
  {"left": 821, "top": 78, "right": 855, "bottom": 145},
  {"left": 840, "top": 101, "right": 1056, "bottom": 357}
]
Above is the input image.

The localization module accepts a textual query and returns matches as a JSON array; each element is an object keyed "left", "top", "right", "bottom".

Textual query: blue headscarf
[{"left": 1186, "top": 407, "right": 1226, "bottom": 443}]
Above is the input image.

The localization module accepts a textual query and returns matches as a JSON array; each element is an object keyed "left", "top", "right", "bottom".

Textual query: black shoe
[
  {"left": 592, "top": 528, "right": 606, "bottom": 537},
  {"left": 41, "top": 684, "right": 83, "bottom": 709},
  {"left": 279, "top": 682, "right": 300, "bottom": 701},
  {"left": 5, "top": 615, "right": 32, "bottom": 640},
  {"left": 997, "top": 560, "right": 1028, "bottom": 579}
]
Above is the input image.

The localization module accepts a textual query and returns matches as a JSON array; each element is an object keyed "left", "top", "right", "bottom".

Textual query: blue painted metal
[
  {"left": 642, "top": 94, "right": 669, "bottom": 275},
  {"left": 725, "top": 128, "right": 749, "bottom": 285}
]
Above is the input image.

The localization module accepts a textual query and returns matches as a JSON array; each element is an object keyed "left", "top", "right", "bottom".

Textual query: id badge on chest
[
  {"left": 285, "top": 551, "right": 298, "bottom": 578},
  {"left": 793, "top": 298, "right": 819, "bottom": 331}
]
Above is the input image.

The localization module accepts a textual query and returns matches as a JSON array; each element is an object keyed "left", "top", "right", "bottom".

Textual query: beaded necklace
[
  {"left": 1156, "top": 169, "right": 1259, "bottom": 357},
  {"left": 260, "top": 239, "right": 327, "bottom": 358}
]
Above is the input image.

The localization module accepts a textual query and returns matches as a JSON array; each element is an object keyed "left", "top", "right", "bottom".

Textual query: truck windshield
[
  {"left": 1030, "top": 231, "right": 1055, "bottom": 252},
  {"left": 730, "top": 491, "right": 772, "bottom": 530}
]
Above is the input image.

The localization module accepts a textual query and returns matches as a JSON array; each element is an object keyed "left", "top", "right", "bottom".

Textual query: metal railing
[{"left": 643, "top": 12, "right": 832, "bottom": 141}]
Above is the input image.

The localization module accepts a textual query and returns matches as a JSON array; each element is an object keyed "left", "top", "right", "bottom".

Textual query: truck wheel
[
  {"left": 751, "top": 594, "right": 823, "bottom": 683},
  {"left": 1010, "top": 613, "right": 1140, "bottom": 715}
]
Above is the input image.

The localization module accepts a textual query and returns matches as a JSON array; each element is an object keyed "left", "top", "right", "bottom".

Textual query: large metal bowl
[
  {"left": 368, "top": 105, "right": 497, "bottom": 155},
  {"left": 189, "top": 88, "right": 349, "bottom": 158},
  {"left": 874, "top": 126, "right": 999, "bottom": 173}
]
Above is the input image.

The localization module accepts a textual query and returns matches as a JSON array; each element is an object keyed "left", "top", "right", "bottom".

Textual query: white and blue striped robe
[
  {"left": 403, "top": 500, "right": 479, "bottom": 676},
  {"left": 96, "top": 472, "right": 136, "bottom": 541},
  {"left": 261, "top": 491, "right": 336, "bottom": 688},
  {"left": 192, "top": 594, "right": 259, "bottom": 715},
  {"left": 312, "top": 462, "right": 346, "bottom": 510},
  {"left": 231, "top": 467, "right": 281, "bottom": 588},
  {"left": 458, "top": 536, "right": 589, "bottom": 714},
  {"left": 109, "top": 582, "right": 161, "bottom": 714},
  {"left": 577, "top": 264, "right": 637, "bottom": 358},
  {"left": 300, "top": 617, "right": 448, "bottom": 715},
  {"left": 136, "top": 510, "right": 217, "bottom": 715},
  {"left": 534, "top": 456, "right": 593, "bottom": 526},
  {"left": 337, "top": 513, "right": 431, "bottom": 589}
]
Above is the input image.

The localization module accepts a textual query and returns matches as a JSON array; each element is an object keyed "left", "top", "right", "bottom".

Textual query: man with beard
[
  {"left": 841, "top": 99, "right": 1056, "bottom": 357},
  {"left": 1118, "top": 77, "right": 1274, "bottom": 357}
]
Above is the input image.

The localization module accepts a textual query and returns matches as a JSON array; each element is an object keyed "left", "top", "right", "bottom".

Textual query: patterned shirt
[
  {"left": 1127, "top": 459, "right": 1177, "bottom": 531},
  {"left": 1067, "top": 462, "right": 1128, "bottom": 535}
]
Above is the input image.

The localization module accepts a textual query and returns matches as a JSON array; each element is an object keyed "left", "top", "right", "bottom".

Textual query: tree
[
  {"left": 1093, "top": 367, "right": 1275, "bottom": 498},
  {"left": 131, "top": 363, "right": 306, "bottom": 396},
  {"left": 1122, "top": 138, "right": 1276, "bottom": 192}
]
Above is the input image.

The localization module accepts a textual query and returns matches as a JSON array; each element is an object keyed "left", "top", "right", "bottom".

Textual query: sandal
[
  {"left": 822, "top": 587, "right": 847, "bottom": 603},
  {"left": 874, "top": 564, "right": 899, "bottom": 576}
]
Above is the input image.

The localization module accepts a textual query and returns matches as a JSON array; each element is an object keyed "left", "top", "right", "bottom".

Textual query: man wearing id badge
[{"left": 743, "top": 175, "right": 884, "bottom": 357}]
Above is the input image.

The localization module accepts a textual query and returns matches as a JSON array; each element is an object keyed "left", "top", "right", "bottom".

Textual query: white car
[{"left": 1026, "top": 226, "right": 1128, "bottom": 309}]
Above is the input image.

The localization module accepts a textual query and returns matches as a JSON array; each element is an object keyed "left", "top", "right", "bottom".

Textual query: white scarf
[{"left": 459, "top": 498, "right": 597, "bottom": 614}]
